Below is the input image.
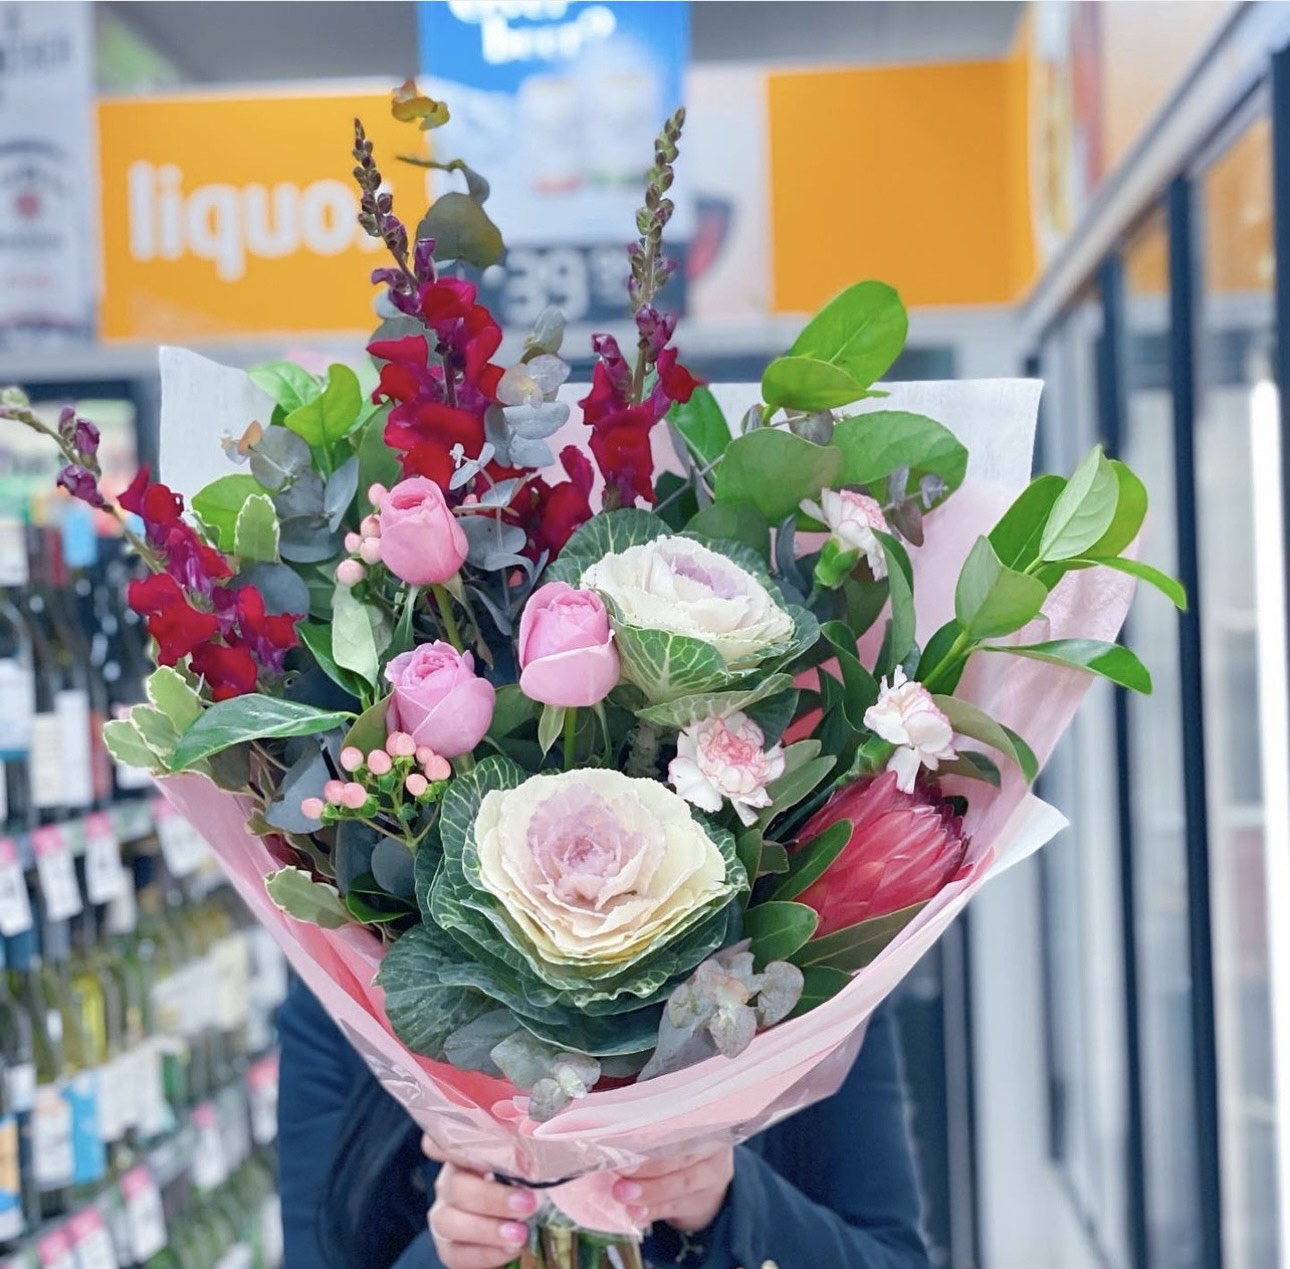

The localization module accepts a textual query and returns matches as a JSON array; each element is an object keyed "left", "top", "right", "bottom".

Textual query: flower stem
[
  {"left": 431, "top": 583, "right": 464, "bottom": 652},
  {"left": 921, "top": 629, "right": 974, "bottom": 694},
  {"left": 562, "top": 707, "right": 578, "bottom": 772}
]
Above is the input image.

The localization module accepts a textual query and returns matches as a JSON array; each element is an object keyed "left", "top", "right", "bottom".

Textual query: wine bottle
[
  {"left": 96, "top": 537, "right": 152, "bottom": 799},
  {"left": 0, "top": 517, "right": 36, "bottom": 830},
  {"left": 6, "top": 920, "right": 72, "bottom": 1220},
  {"left": 0, "top": 937, "right": 36, "bottom": 1235},
  {"left": 0, "top": 1056, "right": 22, "bottom": 1253},
  {"left": 134, "top": 860, "right": 188, "bottom": 1121}
]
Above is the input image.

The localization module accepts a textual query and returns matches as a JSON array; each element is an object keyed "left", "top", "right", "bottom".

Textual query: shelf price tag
[
  {"left": 152, "top": 799, "right": 207, "bottom": 877},
  {"left": 67, "top": 1208, "right": 118, "bottom": 1269},
  {"left": 120, "top": 1166, "right": 167, "bottom": 1262},
  {"left": 35, "top": 1229, "right": 75, "bottom": 1269},
  {"left": 246, "top": 1053, "right": 279, "bottom": 1147},
  {"left": 0, "top": 837, "right": 31, "bottom": 936},
  {"left": 32, "top": 826, "right": 82, "bottom": 921},
  {"left": 84, "top": 812, "right": 128, "bottom": 904}
]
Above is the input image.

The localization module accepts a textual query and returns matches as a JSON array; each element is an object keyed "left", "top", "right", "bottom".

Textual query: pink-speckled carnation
[{"left": 668, "top": 711, "right": 786, "bottom": 827}]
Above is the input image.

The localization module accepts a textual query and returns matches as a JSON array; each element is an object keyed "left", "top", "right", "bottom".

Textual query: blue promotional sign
[{"left": 418, "top": 1, "right": 690, "bottom": 327}]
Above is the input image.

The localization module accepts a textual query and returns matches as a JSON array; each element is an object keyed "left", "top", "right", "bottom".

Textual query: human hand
[
  {"left": 422, "top": 1135, "right": 536, "bottom": 1269},
  {"left": 612, "top": 1147, "right": 735, "bottom": 1233}
]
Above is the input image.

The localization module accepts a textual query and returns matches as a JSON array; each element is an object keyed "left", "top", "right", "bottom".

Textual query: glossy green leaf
[
  {"left": 144, "top": 666, "right": 204, "bottom": 732},
  {"left": 265, "top": 867, "right": 352, "bottom": 929},
  {"left": 743, "top": 901, "right": 819, "bottom": 965},
  {"left": 488, "top": 685, "right": 541, "bottom": 739},
  {"left": 830, "top": 410, "right": 968, "bottom": 494},
  {"left": 792, "top": 901, "right": 928, "bottom": 972},
  {"left": 1085, "top": 461, "right": 1148, "bottom": 559},
  {"left": 283, "top": 363, "right": 363, "bottom": 448},
  {"left": 933, "top": 696, "right": 1038, "bottom": 783},
  {"left": 981, "top": 638, "right": 1152, "bottom": 693},
  {"left": 172, "top": 697, "right": 353, "bottom": 769},
  {"left": 355, "top": 406, "right": 399, "bottom": 517},
  {"left": 875, "top": 532, "right": 916, "bottom": 676},
  {"left": 788, "top": 965, "right": 851, "bottom": 1018},
  {"left": 1040, "top": 447, "right": 1120, "bottom": 561},
  {"left": 987, "top": 474, "right": 1066, "bottom": 571},
  {"left": 761, "top": 358, "right": 869, "bottom": 412},
  {"left": 1072, "top": 556, "right": 1187, "bottom": 610},
  {"left": 249, "top": 361, "right": 321, "bottom": 414},
  {"left": 233, "top": 493, "right": 279, "bottom": 563},
  {"left": 331, "top": 582, "right": 381, "bottom": 687},
  {"left": 685, "top": 501, "right": 771, "bottom": 561},
  {"left": 297, "top": 622, "right": 365, "bottom": 698},
  {"left": 713, "top": 429, "right": 843, "bottom": 523},
  {"left": 770, "top": 819, "right": 851, "bottom": 902},
  {"left": 668, "top": 385, "right": 731, "bottom": 469},
  {"left": 954, "top": 536, "right": 1048, "bottom": 641},
  {"left": 759, "top": 744, "right": 836, "bottom": 827},
  {"left": 192, "top": 474, "right": 264, "bottom": 550},
  {"left": 343, "top": 694, "right": 393, "bottom": 758}
]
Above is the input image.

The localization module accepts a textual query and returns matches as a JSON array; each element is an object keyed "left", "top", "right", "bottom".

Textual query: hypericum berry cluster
[
  {"left": 335, "top": 483, "right": 387, "bottom": 588},
  {"left": 300, "top": 731, "right": 451, "bottom": 824}
]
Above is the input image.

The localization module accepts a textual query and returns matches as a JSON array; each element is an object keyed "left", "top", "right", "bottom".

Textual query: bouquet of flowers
[{"left": 3, "top": 86, "right": 1182, "bottom": 1267}]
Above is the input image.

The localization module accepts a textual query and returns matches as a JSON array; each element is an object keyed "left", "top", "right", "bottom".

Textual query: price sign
[
  {"left": 67, "top": 1209, "right": 117, "bottom": 1269},
  {"left": 35, "top": 1230, "right": 74, "bottom": 1269},
  {"left": 120, "top": 1167, "right": 166, "bottom": 1262},
  {"left": 189, "top": 1102, "right": 227, "bottom": 1191},
  {"left": 31, "top": 826, "right": 82, "bottom": 921},
  {"left": 83, "top": 813, "right": 127, "bottom": 904},
  {"left": 0, "top": 837, "right": 32, "bottom": 936}
]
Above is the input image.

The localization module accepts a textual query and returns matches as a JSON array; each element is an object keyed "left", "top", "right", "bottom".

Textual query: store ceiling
[{"left": 101, "top": 1, "right": 1024, "bottom": 87}]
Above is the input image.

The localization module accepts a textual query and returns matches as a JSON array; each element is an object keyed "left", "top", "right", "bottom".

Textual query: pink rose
[
  {"left": 377, "top": 477, "right": 469, "bottom": 586},
  {"left": 668, "top": 711, "right": 786, "bottom": 827},
  {"left": 384, "top": 641, "right": 495, "bottom": 758},
  {"left": 517, "top": 582, "right": 620, "bottom": 707}
]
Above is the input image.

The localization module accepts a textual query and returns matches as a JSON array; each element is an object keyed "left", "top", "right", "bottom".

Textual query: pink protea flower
[
  {"left": 794, "top": 770, "right": 969, "bottom": 938},
  {"left": 667, "top": 712, "right": 786, "bottom": 827}
]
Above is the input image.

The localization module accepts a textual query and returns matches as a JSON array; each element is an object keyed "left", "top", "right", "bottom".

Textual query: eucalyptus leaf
[
  {"left": 324, "top": 456, "right": 361, "bottom": 532},
  {"left": 371, "top": 839, "right": 416, "bottom": 899},
  {"left": 238, "top": 562, "right": 311, "bottom": 616},
  {"left": 419, "top": 193, "right": 504, "bottom": 269},
  {"left": 279, "top": 515, "right": 339, "bottom": 564},
  {"left": 273, "top": 469, "right": 325, "bottom": 521},
  {"left": 248, "top": 426, "right": 314, "bottom": 492}
]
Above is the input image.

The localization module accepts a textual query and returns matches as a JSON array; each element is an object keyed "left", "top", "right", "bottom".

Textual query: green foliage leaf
[
  {"left": 171, "top": 696, "right": 353, "bottom": 769},
  {"left": 420, "top": 192, "right": 504, "bottom": 269},
  {"left": 668, "top": 386, "right": 731, "bottom": 469},
  {"left": 788, "top": 965, "right": 851, "bottom": 1018},
  {"left": 343, "top": 695, "right": 393, "bottom": 759},
  {"left": 635, "top": 674, "right": 795, "bottom": 729},
  {"left": 249, "top": 361, "right": 321, "bottom": 414},
  {"left": 685, "top": 501, "right": 771, "bottom": 561},
  {"left": 103, "top": 718, "right": 162, "bottom": 772},
  {"left": 713, "top": 429, "right": 843, "bottom": 523},
  {"left": 770, "top": 819, "right": 851, "bottom": 903},
  {"left": 130, "top": 705, "right": 181, "bottom": 765},
  {"left": 743, "top": 901, "right": 819, "bottom": 965},
  {"left": 355, "top": 407, "right": 400, "bottom": 517},
  {"left": 297, "top": 622, "right": 366, "bottom": 698},
  {"left": 192, "top": 474, "right": 264, "bottom": 550},
  {"left": 234, "top": 493, "right": 280, "bottom": 563},
  {"left": 331, "top": 582, "right": 384, "bottom": 687},
  {"left": 144, "top": 666, "right": 204, "bottom": 732},
  {"left": 265, "top": 867, "right": 352, "bottom": 929},
  {"left": 830, "top": 410, "right": 968, "bottom": 494},
  {"left": 1084, "top": 461, "right": 1148, "bottom": 559},
  {"left": 875, "top": 532, "right": 916, "bottom": 675},
  {"left": 762, "top": 281, "right": 907, "bottom": 411},
  {"left": 545, "top": 508, "right": 670, "bottom": 586},
  {"left": 954, "top": 536, "right": 1049, "bottom": 641},
  {"left": 819, "top": 621, "right": 878, "bottom": 729},
  {"left": 537, "top": 702, "right": 566, "bottom": 756},
  {"left": 934, "top": 696, "right": 1038, "bottom": 783},
  {"left": 488, "top": 685, "right": 541, "bottom": 739},
  {"left": 792, "top": 901, "right": 928, "bottom": 972},
  {"left": 988, "top": 474, "right": 1066, "bottom": 571},
  {"left": 1040, "top": 447, "right": 1120, "bottom": 561},
  {"left": 981, "top": 638, "right": 1152, "bottom": 693},
  {"left": 283, "top": 363, "right": 363, "bottom": 449},
  {"left": 759, "top": 742, "right": 836, "bottom": 827},
  {"left": 1062, "top": 556, "right": 1187, "bottom": 609}
]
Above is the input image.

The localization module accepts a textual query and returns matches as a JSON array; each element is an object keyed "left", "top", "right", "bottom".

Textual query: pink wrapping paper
[{"left": 155, "top": 371, "right": 1133, "bottom": 1232}]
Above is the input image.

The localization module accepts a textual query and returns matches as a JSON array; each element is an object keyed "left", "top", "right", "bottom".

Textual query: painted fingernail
[
  {"left": 507, "top": 1190, "right": 536, "bottom": 1215},
  {"left": 500, "top": 1221, "right": 528, "bottom": 1244},
  {"left": 614, "top": 1181, "right": 643, "bottom": 1201}
]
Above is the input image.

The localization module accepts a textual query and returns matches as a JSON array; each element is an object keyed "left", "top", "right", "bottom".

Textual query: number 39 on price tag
[
  {"left": 32, "top": 826, "right": 82, "bottom": 921},
  {"left": 0, "top": 837, "right": 31, "bottom": 936},
  {"left": 83, "top": 813, "right": 128, "bottom": 904}
]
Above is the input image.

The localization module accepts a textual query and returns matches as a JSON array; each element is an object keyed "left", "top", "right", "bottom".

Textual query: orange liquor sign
[{"left": 97, "top": 89, "right": 428, "bottom": 341}]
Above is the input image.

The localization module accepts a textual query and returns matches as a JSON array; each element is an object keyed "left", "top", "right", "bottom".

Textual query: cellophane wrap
[{"left": 158, "top": 363, "right": 1132, "bottom": 1233}]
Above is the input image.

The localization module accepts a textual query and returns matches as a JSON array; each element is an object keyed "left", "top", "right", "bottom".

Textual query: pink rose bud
[
  {"left": 359, "top": 537, "right": 383, "bottom": 566},
  {"left": 340, "top": 782, "right": 368, "bottom": 810},
  {"left": 387, "top": 731, "right": 417, "bottom": 758},
  {"left": 384, "top": 642, "right": 494, "bottom": 759},
  {"left": 367, "top": 749, "right": 393, "bottom": 776},
  {"left": 340, "top": 746, "right": 364, "bottom": 772},
  {"left": 423, "top": 753, "right": 451, "bottom": 782},
  {"left": 360, "top": 514, "right": 381, "bottom": 538},
  {"left": 344, "top": 532, "right": 362, "bottom": 553},
  {"left": 300, "top": 797, "right": 326, "bottom": 820},
  {"left": 377, "top": 477, "right": 469, "bottom": 586},
  {"left": 405, "top": 773, "right": 429, "bottom": 797},
  {"left": 324, "top": 780, "right": 347, "bottom": 805},
  {"left": 517, "top": 582, "right": 620, "bottom": 707},
  {"left": 368, "top": 483, "right": 388, "bottom": 507},
  {"left": 335, "top": 558, "right": 365, "bottom": 587}
]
